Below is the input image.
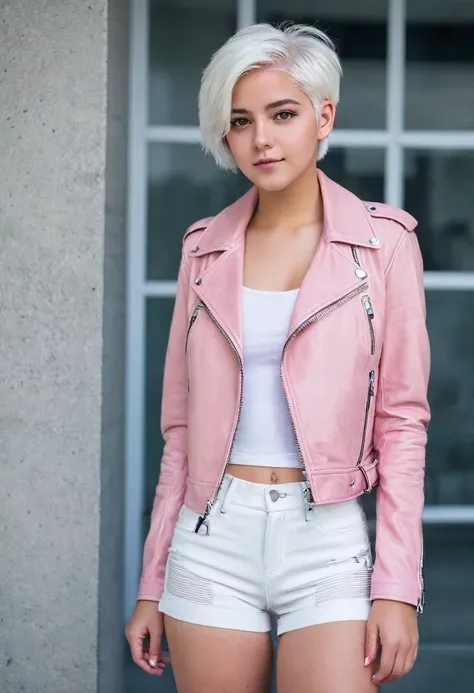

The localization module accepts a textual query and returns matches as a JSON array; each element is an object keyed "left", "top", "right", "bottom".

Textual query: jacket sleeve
[
  {"left": 371, "top": 229, "right": 431, "bottom": 611},
  {"left": 137, "top": 253, "right": 190, "bottom": 602}
]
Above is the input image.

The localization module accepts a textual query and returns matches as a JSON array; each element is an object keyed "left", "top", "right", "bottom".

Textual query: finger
[
  {"left": 161, "top": 651, "right": 171, "bottom": 664},
  {"left": 383, "top": 648, "right": 407, "bottom": 683},
  {"left": 145, "top": 648, "right": 170, "bottom": 667},
  {"left": 412, "top": 640, "right": 419, "bottom": 666},
  {"left": 401, "top": 641, "right": 418, "bottom": 680},
  {"left": 372, "top": 643, "right": 396, "bottom": 685},
  {"left": 148, "top": 629, "right": 162, "bottom": 669},
  {"left": 365, "top": 620, "right": 379, "bottom": 666},
  {"left": 130, "top": 638, "right": 164, "bottom": 676}
]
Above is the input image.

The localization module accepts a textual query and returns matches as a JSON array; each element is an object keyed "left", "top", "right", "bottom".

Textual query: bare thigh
[
  {"left": 164, "top": 615, "right": 274, "bottom": 693},
  {"left": 277, "top": 621, "right": 378, "bottom": 693}
]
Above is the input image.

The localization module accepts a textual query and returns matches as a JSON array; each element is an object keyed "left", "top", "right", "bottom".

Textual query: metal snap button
[
  {"left": 369, "top": 237, "right": 380, "bottom": 247},
  {"left": 269, "top": 489, "right": 280, "bottom": 502},
  {"left": 356, "top": 268, "right": 368, "bottom": 280},
  {"left": 366, "top": 205, "right": 377, "bottom": 212},
  {"left": 195, "top": 277, "right": 202, "bottom": 286},
  {"left": 191, "top": 246, "right": 199, "bottom": 253}
]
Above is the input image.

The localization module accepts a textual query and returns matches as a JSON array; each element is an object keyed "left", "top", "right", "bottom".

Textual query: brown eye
[
  {"left": 275, "top": 110, "right": 296, "bottom": 121},
  {"left": 231, "top": 117, "right": 249, "bottom": 128}
]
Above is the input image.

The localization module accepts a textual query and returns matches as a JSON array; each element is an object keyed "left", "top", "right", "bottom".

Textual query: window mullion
[
  {"left": 385, "top": 0, "right": 406, "bottom": 207},
  {"left": 237, "top": 0, "right": 256, "bottom": 30}
]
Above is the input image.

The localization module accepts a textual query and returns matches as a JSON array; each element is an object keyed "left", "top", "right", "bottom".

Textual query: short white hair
[{"left": 199, "top": 23, "right": 342, "bottom": 171}]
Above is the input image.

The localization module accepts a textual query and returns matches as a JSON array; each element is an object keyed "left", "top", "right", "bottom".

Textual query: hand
[
  {"left": 365, "top": 599, "right": 419, "bottom": 686},
  {"left": 125, "top": 600, "right": 171, "bottom": 676}
]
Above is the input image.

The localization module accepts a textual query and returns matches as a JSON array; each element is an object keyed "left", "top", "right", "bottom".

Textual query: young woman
[{"left": 126, "top": 23, "right": 430, "bottom": 692}]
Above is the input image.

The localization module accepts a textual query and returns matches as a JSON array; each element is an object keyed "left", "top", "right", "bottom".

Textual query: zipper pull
[
  {"left": 364, "top": 297, "right": 374, "bottom": 319},
  {"left": 194, "top": 515, "right": 206, "bottom": 534},
  {"left": 188, "top": 304, "right": 202, "bottom": 331},
  {"left": 369, "top": 370, "right": 375, "bottom": 396},
  {"left": 185, "top": 302, "right": 202, "bottom": 354}
]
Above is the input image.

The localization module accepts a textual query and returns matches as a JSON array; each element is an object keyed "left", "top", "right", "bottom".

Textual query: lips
[{"left": 254, "top": 158, "right": 284, "bottom": 167}]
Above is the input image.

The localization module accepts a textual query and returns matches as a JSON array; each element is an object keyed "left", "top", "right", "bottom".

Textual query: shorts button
[{"left": 269, "top": 489, "right": 280, "bottom": 502}]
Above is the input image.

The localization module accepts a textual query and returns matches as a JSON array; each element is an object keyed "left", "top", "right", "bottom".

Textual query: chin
[{"left": 255, "top": 173, "right": 298, "bottom": 193}]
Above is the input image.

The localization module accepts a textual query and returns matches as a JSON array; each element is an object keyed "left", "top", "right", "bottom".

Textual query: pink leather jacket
[{"left": 138, "top": 169, "right": 431, "bottom": 613}]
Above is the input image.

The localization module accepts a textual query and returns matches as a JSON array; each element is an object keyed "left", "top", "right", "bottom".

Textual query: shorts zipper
[{"left": 363, "top": 296, "right": 376, "bottom": 355}]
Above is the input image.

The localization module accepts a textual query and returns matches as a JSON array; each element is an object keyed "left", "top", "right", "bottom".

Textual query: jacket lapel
[
  {"left": 287, "top": 235, "right": 367, "bottom": 338},
  {"left": 190, "top": 169, "right": 380, "bottom": 351},
  {"left": 190, "top": 188, "right": 258, "bottom": 359},
  {"left": 287, "top": 169, "right": 377, "bottom": 336}
]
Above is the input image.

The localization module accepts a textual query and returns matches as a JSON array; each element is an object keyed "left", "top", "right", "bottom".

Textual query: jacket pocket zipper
[
  {"left": 185, "top": 301, "right": 203, "bottom": 354},
  {"left": 363, "top": 296, "right": 375, "bottom": 356},
  {"left": 356, "top": 370, "right": 375, "bottom": 479}
]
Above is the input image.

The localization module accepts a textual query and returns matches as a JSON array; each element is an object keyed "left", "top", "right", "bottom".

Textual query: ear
[{"left": 317, "top": 100, "right": 336, "bottom": 142}]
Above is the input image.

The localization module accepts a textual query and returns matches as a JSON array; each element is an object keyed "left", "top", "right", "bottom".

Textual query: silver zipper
[
  {"left": 363, "top": 296, "right": 375, "bottom": 356},
  {"left": 185, "top": 301, "right": 203, "bottom": 354},
  {"left": 352, "top": 246, "right": 361, "bottom": 267},
  {"left": 194, "top": 282, "right": 369, "bottom": 530},
  {"left": 417, "top": 522, "right": 425, "bottom": 613},
  {"left": 356, "top": 371, "right": 375, "bottom": 492},
  {"left": 280, "top": 282, "right": 369, "bottom": 503},
  {"left": 194, "top": 302, "right": 244, "bottom": 533}
]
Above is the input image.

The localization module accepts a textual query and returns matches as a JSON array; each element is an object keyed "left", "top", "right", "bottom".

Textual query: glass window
[
  {"left": 257, "top": 0, "right": 388, "bottom": 129},
  {"left": 148, "top": 0, "right": 236, "bottom": 126},
  {"left": 144, "top": 298, "right": 174, "bottom": 521},
  {"left": 404, "top": 150, "right": 474, "bottom": 271},
  {"left": 424, "top": 291, "right": 474, "bottom": 506},
  {"left": 405, "top": 0, "right": 474, "bottom": 130},
  {"left": 419, "top": 525, "right": 474, "bottom": 645},
  {"left": 147, "top": 143, "right": 250, "bottom": 280},
  {"left": 319, "top": 147, "right": 385, "bottom": 201}
]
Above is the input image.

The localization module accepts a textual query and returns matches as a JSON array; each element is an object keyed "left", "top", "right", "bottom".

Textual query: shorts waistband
[{"left": 216, "top": 474, "right": 308, "bottom": 513}]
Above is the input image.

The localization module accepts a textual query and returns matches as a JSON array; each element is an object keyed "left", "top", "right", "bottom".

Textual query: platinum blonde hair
[{"left": 199, "top": 23, "right": 342, "bottom": 171}]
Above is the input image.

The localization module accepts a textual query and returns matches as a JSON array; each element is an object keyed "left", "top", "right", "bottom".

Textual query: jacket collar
[
  {"left": 191, "top": 168, "right": 381, "bottom": 257},
  {"left": 190, "top": 170, "right": 379, "bottom": 358}
]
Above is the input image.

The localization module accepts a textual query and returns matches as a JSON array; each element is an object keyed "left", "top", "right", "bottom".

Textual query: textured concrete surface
[{"left": 0, "top": 1, "right": 128, "bottom": 691}]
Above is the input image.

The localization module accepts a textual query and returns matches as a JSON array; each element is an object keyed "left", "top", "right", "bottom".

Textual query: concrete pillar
[{"left": 0, "top": 1, "right": 129, "bottom": 691}]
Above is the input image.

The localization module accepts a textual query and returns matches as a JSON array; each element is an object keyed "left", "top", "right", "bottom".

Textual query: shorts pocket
[{"left": 313, "top": 499, "right": 367, "bottom": 535}]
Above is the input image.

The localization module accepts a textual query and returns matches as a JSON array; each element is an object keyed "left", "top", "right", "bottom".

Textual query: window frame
[{"left": 124, "top": 0, "right": 474, "bottom": 620}]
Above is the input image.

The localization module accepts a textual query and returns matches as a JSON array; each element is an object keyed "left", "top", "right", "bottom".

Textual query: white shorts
[{"left": 159, "top": 474, "right": 372, "bottom": 635}]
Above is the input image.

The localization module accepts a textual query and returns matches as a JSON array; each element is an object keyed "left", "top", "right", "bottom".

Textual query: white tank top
[{"left": 229, "top": 286, "right": 301, "bottom": 469}]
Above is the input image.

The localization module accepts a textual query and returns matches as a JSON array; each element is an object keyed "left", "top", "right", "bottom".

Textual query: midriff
[{"left": 227, "top": 464, "right": 305, "bottom": 485}]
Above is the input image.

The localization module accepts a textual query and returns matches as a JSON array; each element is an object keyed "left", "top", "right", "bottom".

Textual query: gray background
[{"left": 0, "top": 1, "right": 129, "bottom": 691}]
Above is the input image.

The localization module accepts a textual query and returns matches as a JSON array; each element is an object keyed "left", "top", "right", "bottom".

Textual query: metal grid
[{"left": 124, "top": 0, "right": 474, "bottom": 618}]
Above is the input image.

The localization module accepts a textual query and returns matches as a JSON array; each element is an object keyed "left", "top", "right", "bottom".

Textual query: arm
[
  {"left": 371, "top": 229, "right": 431, "bottom": 610},
  {"left": 137, "top": 252, "right": 190, "bottom": 602}
]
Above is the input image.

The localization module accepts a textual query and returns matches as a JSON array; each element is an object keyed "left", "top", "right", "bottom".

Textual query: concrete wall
[{"left": 0, "top": 1, "right": 129, "bottom": 691}]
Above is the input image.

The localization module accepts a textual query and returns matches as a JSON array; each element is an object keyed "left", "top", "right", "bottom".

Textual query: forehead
[{"left": 232, "top": 67, "right": 304, "bottom": 103}]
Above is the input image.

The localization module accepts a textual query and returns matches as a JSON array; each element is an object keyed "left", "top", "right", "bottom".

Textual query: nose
[{"left": 252, "top": 119, "right": 273, "bottom": 151}]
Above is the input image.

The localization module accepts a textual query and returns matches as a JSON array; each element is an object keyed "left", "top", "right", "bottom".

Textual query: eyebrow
[{"left": 231, "top": 98, "right": 302, "bottom": 115}]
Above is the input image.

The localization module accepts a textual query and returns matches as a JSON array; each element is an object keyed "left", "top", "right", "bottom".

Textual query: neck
[{"left": 251, "top": 166, "right": 323, "bottom": 232}]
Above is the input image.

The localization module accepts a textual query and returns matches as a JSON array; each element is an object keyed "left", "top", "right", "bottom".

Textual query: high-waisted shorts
[{"left": 159, "top": 474, "right": 373, "bottom": 635}]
